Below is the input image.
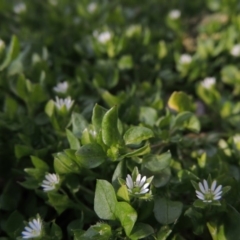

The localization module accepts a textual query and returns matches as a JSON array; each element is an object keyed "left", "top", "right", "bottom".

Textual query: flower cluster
[
  {"left": 196, "top": 179, "right": 222, "bottom": 202},
  {"left": 230, "top": 44, "right": 240, "bottom": 57},
  {"left": 201, "top": 77, "right": 216, "bottom": 89},
  {"left": 179, "top": 54, "right": 192, "bottom": 64},
  {"left": 53, "top": 81, "right": 68, "bottom": 93},
  {"left": 41, "top": 173, "right": 60, "bottom": 192},
  {"left": 54, "top": 96, "right": 74, "bottom": 111},
  {"left": 93, "top": 31, "right": 112, "bottom": 44},
  {"left": 22, "top": 217, "right": 43, "bottom": 239},
  {"left": 168, "top": 9, "right": 181, "bottom": 20},
  {"left": 123, "top": 167, "right": 154, "bottom": 199}
]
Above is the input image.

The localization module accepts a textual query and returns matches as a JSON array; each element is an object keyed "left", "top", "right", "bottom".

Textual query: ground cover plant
[{"left": 1, "top": 0, "right": 240, "bottom": 239}]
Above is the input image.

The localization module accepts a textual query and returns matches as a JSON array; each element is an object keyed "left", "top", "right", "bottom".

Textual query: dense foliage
[{"left": 1, "top": 0, "right": 240, "bottom": 239}]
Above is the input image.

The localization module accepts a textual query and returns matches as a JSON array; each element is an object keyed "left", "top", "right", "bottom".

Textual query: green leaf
[
  {"left": 193, "top": 199, "right": 206, "bottom": 209},
  {"left": 5, "top": 211, "right": 24, "bottom": 238},
  {"left": 102, "top": 106, "right": 121, "bottom": 146},
  {"left": 78, "top": 223, "right": 112, "bottom": 240},
  {"left": 115, "top": 202, "right": 137, "bottom": 236},
  {"left": 173, "top": 112, "right": 200, "bottom": 133},
  {"left": 75, "top": 143, "right": 106, "bottom": 169},
  {"left": 117, "top": 185, "right": 130, "bottom": 202},
  {"left": 154, "top": 197, "right": 183, "bottom": 224},
  {"left": 72, "top": 112, "right": 88, "bottom": 138},
  {"left": 129, "top": 223, "right": 154, "bottom": 239},
  {"left": 221, "top": 65, "right": 240, "bottom": 85},
  {"left": 50, "top": 222, "right": 63, "bottom": 240},
  {"left": 30, "top": 156, "right": 49, "bottom": 171},
  {"left": 66, "top": 129, "right": 81, "bottom": 150},
  {"left": 92, "top": 104, "right": 107, "bottom": 131},
  {"left": 0, "top": 35, "right": 19, "bottom": 71},
  {"left": 47, "top": 192, "right": 74, "bottom": 215},
  {"left": 94, "top": 180, "right": 117, "bottom": 220},
  {"left": 143, "top": 151, "right": 172, "bottom": 173},
  {"left": 139, "top": 106, "right": 158, "bottom": 126},
  {"left": 100, "top": 89, "right": 124, "bottom": 107},
  {"left": 156, "top": 226, "right": 172, "bottom": 240},
  {"left": 14, "top": 144, "right": 32, "bottom": 159},
  {"left": 121, "top": 144, "right": 151, "bottom": 158},
  {"left": 168, "top": 91, "right": 193, "bottom": 112},
  {"left": 152, "top": 167, "right": 171, "bottom": 188},
  {"left": 118, "top": 55, "right": 133, "bottom": 70},
  {"left": 112, "top": 160, "right": 127, "bottom": 190},
  {"left": 54, "top": 151, "right": 81, "bottom": 174},
  {"left": 123, "top": 126, "right": 154, "bottom": 145}
]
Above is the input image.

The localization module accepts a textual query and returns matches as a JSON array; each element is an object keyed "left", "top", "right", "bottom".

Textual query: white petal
[
  {"left": 139, "top": 176, "right": 146, "bottom": 187},
  {"left": 211, "top": 180, "right": 217, "bottom": 191},
  {"left": 126, "top": 175, "right": 133, "bottom": 189},
  {"left": 199, "top": 182, "right": 206, "bottom": 193},
  {"left": 203, "top": 179, "right": 209, "bottom": 192},
  {"left": 196, "top": 194, "right": 205, "bottom": 200},
  {"left": 213, "top": 185, "right": 222, "bottom": 195},
  {"left": 140, "top": 188, "right": 149, "bottom": 194},
  {"left": 135, "top": 174, "right": 141, "bottom": 185},
  {"left": 213, "top": 195, "right": 221, "bottom": 200},
  {"left": 141, "top": 182, "right": 150, "bottom": 190},
  {"left": 214, "top": 191, "right": 222, "bottom": 197},
  {"left": 196, "top": 190, "right": 204, "bottom": 198}
]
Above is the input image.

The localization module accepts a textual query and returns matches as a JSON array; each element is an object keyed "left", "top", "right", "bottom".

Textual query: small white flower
[
  {"left": 95, "top": 31, "right": 112, "bottom": 44},
  {"left": 53, "top": 81, "right": 68, "bottom": 93},
  {"left": 87, "top": 2, "right": 97, "bottom": 13},
  {"left": 22, "top": 217, "right": 42, "bottom": 239},
  {"left": 0, "top": 39, "right": 5, "bottom": 52},
  {"left": 180, "top": 54, "right": 192, "bottom": 64},
  {"left": 201, "top": 77, "right": 216, "bottom": 89},
  {"left": 13, "top": 3, "right": 26, "bottom": 14},
  {"left": 41, "top": 173, "right": 60, "bottom": 191},
  {"left": 230, "top": 44, "right": 240, "bottom": 57},
  {"left": 54, "top": 96, "right": 74, "bottom": 110},
  {"left": 169, "top": 9, "right": 181, "bottom": 19},
  {"left": 233, "top": 134, "right": 240, "bottom": 144},
  {"left": 196, "top": 179, "right": 222, "bottom": 203},
  {"left": 126, "top": 174, "right": 150, "bottom": 195},
  {"left": 48, "top": 0, "right": 58, "bottom": 6}
]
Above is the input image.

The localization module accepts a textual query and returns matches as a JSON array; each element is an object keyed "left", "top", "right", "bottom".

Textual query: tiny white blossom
[
  {"left": 196, "top": 179, "right": 222, "bottom": 203},
  {"left": 13, "top": 3, "right": 26, "bottom": 14},
  {"left": 169, "top": 9, "right": 181, "bottom": 19},
  {"left": 126, "top": 174, "right": 150, "bottom": 195},
  {"left": 233, "top": 134, "right": 240, "bottom": 144},
  {"left": 201, "top": 77, "right": 216, "bottom": 89},
  {"left": 22, "top": 217, "right": 42, "bottom": 239},
  {"left": 41, "top": 173, "right": 60, "bottom": 192},
  {"left": 87, "top": 2, "right": 97, "bottom": 13},
  {"left": 53, "top": 81, "right": 68, "bottom": 93},
  {"left": 94, "top": 31, "right": 112, "bottom": 44},
  {"left": 48, "top": 0, "right": 58, "bottom": 6},
  {"left": 180, "top": 54, "right": 192, "bottom": 64},
  {"left": 230, "top": 44, "right": 240, "bottom": 57},
  {"left": 0, "top": 39, "right": 5, "bottom": 52},
  {"left": 54, "top": 96, "right": 74, "bottom": 110}
]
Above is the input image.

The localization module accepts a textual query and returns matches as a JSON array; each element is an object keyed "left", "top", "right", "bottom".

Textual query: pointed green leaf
[
  {"left": 0, "top": 35, "right": 19, "bottom": 71},
  {"left": 123, "top": 126, "right": 154, "bottom": 145},
  {"left": 94, "top": 180, "right": 117, "bottom": 220},
  {"left": 115, "top": 202, "right": 137, "bottom": 236},
  {"left": 75, "top": 143, "right": 106, "bottom": 169},
  {"left": 154, "top": 197, "right": 183, "bottom": 224},
  {"left": 102, "top": 106, "right": 120, "bottom": 146},
  {"left": 129, "top": 223, "right": 154, "bottom": 240},
  {"left": 168, "top": 91, "right": 193, "bottom": 112},
  {"left": 92, "top": 104, "right": 107, "bottom": 131},
  {"left": 66, "top": 129, "right": 81, "bottom": 150},
  {"left": 143, "top": 151, "right": 172, "bottom": 173}
]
